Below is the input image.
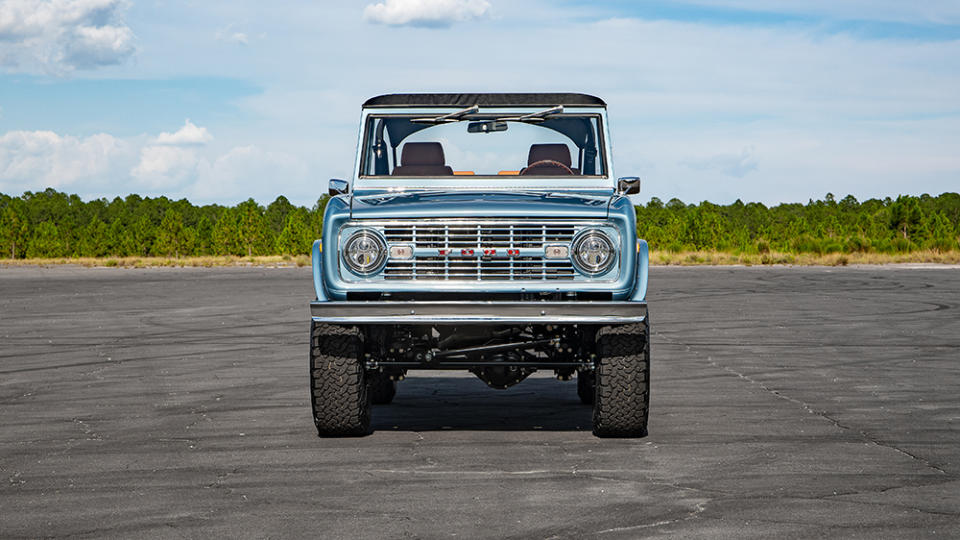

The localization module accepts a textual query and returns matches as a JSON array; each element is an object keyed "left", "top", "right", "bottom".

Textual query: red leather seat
[
  {"left": 392, "top": 142, "right": 454, "bottom": 176},
  {"left": 524, "top": 144, "right": 579, "bottom": 175}
]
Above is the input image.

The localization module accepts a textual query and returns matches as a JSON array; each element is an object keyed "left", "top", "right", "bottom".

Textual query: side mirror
[
  {"left": 617, "top": 176, "right": 641, "bottom": 195},
  {"left": 328, "top": 178, "right": 349, "bottom": 196}
]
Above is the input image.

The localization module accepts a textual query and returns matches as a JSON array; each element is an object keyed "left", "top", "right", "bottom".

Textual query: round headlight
[
  {"left": 572, "top": 230, "right": 615, "bottom": 275},
  {"left": 342, "top": 230, "right": 386, "bottom": 275}
]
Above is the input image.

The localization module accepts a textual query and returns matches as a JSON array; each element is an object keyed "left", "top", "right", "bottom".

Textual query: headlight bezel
[
  {"left": 341, "top": 228, "right": 387, "bottom": 276},
  {"left": 570, "top": 228, "right": 616, "bottom": 276}
]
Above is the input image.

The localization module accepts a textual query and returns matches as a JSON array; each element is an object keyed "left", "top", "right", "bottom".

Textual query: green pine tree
[
  {"left": 106, "top": 219, "right": 134, "bottom": 256},
  {"left": 194, "top": 215, "right": 214, "bottom": 255},
  {"left": 265, "top": 195, "right": 294, "bottom": 236},
  {"left": 925, "top": 212, "right": 957, "bottom": 252},
  {"left": 26, "top": 222, "right": 64, "bottom": 258},
  {"left": 276, "top": 208, "right": 312, "bottom": 255},
  {"left": 0, "top": 204, "right": 29, "bottom": 259},
  {"left": 236, "top": 199, "right": 269, "bottom": 257},
  {"left": 155, "top": 209, "right": 191, "bottom": 258},
  {"left": 889, "top": 195, "right": 923, "bottom": 240},
  {"left": 78, "top": 217, "right": 109, "bottom": 257},
  {"left": 212, "top": 208, "right": 240, "bottom": 255}
]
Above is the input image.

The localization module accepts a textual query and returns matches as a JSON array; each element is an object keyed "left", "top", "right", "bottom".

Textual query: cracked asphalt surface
[{"left": 1, "top": 265, "right": 958, "bottom": 539}]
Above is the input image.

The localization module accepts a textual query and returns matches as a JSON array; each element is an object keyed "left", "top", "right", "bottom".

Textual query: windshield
[{"left": 360, "top": 112, "right": 607, "bottom": 178}]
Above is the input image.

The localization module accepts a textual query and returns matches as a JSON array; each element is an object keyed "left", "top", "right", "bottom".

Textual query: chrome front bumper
[{"left": 309, "top": 300, "right": 647, "bottom": 325}]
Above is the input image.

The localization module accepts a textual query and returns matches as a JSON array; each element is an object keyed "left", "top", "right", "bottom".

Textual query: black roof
[{"left": 363, "top": 93, "right": 606, "bottom": 108}]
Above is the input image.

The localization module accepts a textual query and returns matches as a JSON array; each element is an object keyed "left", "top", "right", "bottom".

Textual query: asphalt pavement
[{"left": 1, "top": 265, "right": 958, "bottom": 539}]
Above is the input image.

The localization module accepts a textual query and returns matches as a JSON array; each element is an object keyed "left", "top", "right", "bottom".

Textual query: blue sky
[{"left": 1, "top": 0, "right": 958, "bottom": 206}]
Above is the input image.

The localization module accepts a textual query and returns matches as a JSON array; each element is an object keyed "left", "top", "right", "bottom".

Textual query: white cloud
[
  {"left": 0, "top": 0, "right": 135, "bottom": 73},
  {"left": 0, "top": 130, "right": 133, "bottom": 191},
  {"left": 64, "top": 23, "right": 135, "bottom": 68},
  {"left": 188, "top": 146, "right": 308, "bottom": 203},
  {"left": 128, "top": 120, "right": 213, "bottom": 188},
  {"left": 130, "top": 145, "right": 201, "bottom": 189},
  {"left": 154, "top": 119, "right": 213, "bottom": 146},
  {"left": 363, "top": 0, "right": 490, "bottom": 28},
  {"left": 0, "top": 121, "right": 308, "bottom": 203}
]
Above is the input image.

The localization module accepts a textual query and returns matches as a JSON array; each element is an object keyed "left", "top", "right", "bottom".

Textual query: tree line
[
  {"left": 0, "top": 189, "right": 327, "bottom": 259},
  {"left": 1, "top": 189, "right": 958, "bottom": 259},
  {"left": 636, "top": 192, "right": 960, "bottom": 254}
]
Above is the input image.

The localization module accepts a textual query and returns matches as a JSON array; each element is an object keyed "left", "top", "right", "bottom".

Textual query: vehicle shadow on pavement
[{"left": 370, "top": 375, "right": 593, "bottom": 432}]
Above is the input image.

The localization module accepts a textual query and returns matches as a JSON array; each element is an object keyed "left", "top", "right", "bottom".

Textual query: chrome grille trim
[
  {"left": 384, "top": 258, "right": 577, "bottom": 281},
  {"left": 343, "top": 220, "right": 617, "bottom": 282},
  {"left": 382, "top": 222, "right": 577, "bottom": 249}
]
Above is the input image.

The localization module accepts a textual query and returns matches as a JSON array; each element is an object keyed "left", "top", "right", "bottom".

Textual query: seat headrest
[
  {"left": 528, "top": 144, "right": 571, "bottom": 167},
  {"left": 401, "top": 142, "right": 446, "bottom": 166}
]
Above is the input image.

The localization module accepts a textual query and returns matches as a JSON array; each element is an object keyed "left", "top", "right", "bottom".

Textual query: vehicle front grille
[
  {"left": 380, "top": 221, "right": 579, "bottom": 281},
  {"left": 382, "top": 223, "right": 576, "bottom": 249},
  {"left": 384, "top": 257, "right": 576, "bottom": 281}
]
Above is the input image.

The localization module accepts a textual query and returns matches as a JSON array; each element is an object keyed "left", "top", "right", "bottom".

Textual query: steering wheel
[{"left": 520, "top": 159, "right": 574, "bottom": 176}]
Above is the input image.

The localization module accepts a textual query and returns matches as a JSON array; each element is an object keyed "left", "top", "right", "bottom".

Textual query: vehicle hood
[{"left": 350, "top": 191, "right": 613, "bottom": 220}]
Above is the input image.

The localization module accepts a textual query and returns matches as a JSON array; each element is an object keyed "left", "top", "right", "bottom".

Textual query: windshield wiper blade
[
  {"left": 517, "top": 105, "right": 564, "bottom": 121},
  {"left": 491, "top": 105, "right": 564, "bottom": 123},
  {"left": 411, "top": 105, "right": 479, "bottom": 124}
]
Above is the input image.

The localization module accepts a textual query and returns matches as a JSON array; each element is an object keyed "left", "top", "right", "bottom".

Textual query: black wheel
[
  {"left": 577, "top": 370, "right": 595, "bottom": 405},
  {"left": 369, "top": 372, "right": 397, "bottom": 405},
  {"left": 592, "top": 322, "right": 650, "bottom": 438},
  {"left": 309, "top": 322, "right": 371, "bottom": 436}
]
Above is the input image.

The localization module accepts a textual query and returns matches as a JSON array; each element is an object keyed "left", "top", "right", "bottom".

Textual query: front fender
[
  {"left": 319, "top": 196, "right": 352, "bottom": 300},
  {"left": 311, "top": 239, "right": 329, "bottom": 302},
  {"left": 630, "top": 239, "right": 649, "bottom": 302},
  {"left": 313, "top": 195, "right": 352, "bottom": 302}
]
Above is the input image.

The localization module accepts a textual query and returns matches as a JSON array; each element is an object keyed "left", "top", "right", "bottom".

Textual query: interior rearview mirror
[
  {"left": 329, "top": 178, "right": 349, "bottom": 196},
  {"left": 467, "top": 121, "right": 508, "bottom": 133},
  {"left": 617, "top": 177, "right": 641, "bottom": 195}
]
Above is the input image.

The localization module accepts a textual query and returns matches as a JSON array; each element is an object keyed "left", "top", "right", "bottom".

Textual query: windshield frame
[{"left": 352, "top": 106, "right": 615, "bottom": 194}]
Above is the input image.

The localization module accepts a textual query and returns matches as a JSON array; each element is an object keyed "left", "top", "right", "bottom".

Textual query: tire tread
[
  {"left": 592, "top": 322, "right": 650, "bottom": 438},
  {"left": 310, "top": 323, "right": 371, "bottom": 436}
]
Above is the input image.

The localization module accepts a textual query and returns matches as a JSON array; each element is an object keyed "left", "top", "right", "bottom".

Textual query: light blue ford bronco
[{"left": 309, "top": 93, "right": 649, "bottom": 437}]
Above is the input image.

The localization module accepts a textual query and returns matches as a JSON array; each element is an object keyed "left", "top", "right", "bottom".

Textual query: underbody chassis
[
  {"left": 308, "top": 300, "right": 650, "bottom": 438},
  {"left": 310, "top": 300, "right": 646, "bottom": 371}
]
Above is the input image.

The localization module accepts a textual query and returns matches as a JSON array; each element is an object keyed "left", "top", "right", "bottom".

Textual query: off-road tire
[
  {"left": 369, "top": 372, "right": 397, "bottom": 405},
  {"left": 577, "top": 370, "right": 595, "bottom": 405},
  {"left": 592, "top": 322, "right": 650, "bottom": 438},
  {"left": 309, "top": 322, "right": 371, "bottom": 436}
]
